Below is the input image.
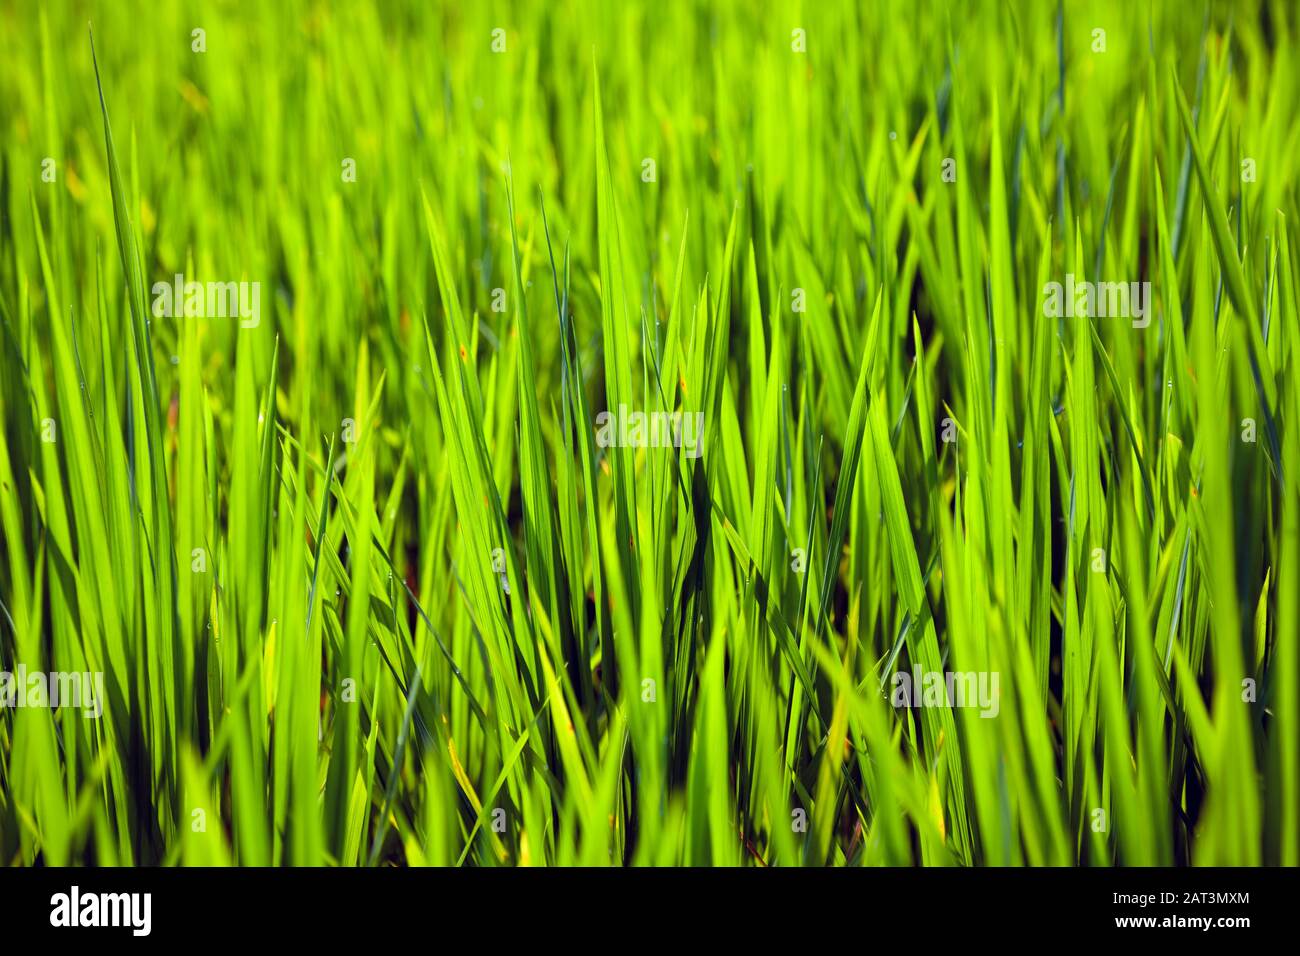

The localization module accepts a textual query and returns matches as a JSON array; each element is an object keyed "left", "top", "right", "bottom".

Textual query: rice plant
[{"left": 0, "top": 0, "right": 1296, "bottom": 868}]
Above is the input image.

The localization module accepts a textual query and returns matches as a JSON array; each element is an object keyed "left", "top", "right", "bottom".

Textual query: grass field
[{"left": 0, "top": 0, "right": 1297, "bottom": 867}]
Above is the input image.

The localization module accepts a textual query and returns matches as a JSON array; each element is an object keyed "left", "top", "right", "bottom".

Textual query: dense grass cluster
[{"left": 1, "top": 0, "right": 1297, "bottom": 866}]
